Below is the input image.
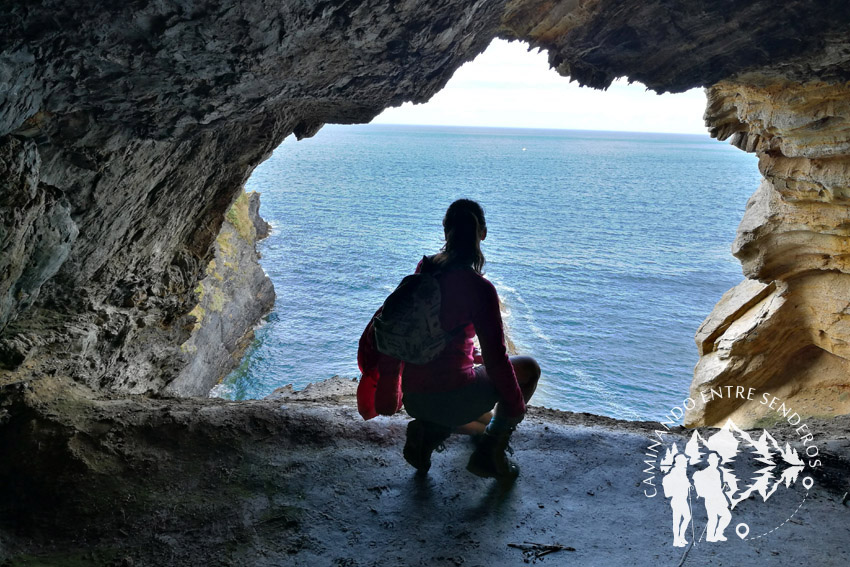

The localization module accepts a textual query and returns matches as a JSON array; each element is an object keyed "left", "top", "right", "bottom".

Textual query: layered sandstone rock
[{"left": 686, "top": 80, "right": 850, "bottom": 426}]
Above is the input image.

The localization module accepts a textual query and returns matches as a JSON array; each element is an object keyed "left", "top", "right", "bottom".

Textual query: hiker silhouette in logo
[
  {"left": 662, "top": 454, "right": 692, "bottom": 547},
  {"left": 693, "top": 452, "right": 732, "bottom": 542},
  {"left": 377, "top": 199, "right": 541, "bottom": 482}
]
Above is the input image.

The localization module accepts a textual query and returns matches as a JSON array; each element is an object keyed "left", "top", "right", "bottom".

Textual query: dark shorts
[{"left": 402, "top": 366, "right": 499, "bottom": 428}]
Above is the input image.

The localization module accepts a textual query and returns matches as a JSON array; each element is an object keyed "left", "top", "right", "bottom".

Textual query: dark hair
[{"left": 433, "top": 199, "right": 486, "bottom": 274}]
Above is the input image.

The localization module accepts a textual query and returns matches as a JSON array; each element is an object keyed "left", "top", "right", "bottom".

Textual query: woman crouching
[{"left": 400, "top": 199, "right": 541, "bottom": 482}]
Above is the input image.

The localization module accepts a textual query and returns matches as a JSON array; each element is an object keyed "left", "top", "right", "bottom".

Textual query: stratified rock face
[
  {"left": 686, "top": 80, "right": 850, "bottom": 427},
  {"left": 0, "top": 136, "right": 77, "bottom": 341},
  {"left": 3, "top": 1, "right": 850, "bottom": 403},
  {"left": 248, "top": 192, "right": 271, "bottom": 241},
  {"left": 499, "top": 0, "right": 850, "bottom": 92},
  {"left": 164, "top": 191, "right": 274, "bottom": 397},
  {"left": 0, "top": 118, "right": 283, "bottom": 394}
]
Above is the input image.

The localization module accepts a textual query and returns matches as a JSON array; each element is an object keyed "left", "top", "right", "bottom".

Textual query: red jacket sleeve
[{"left": 472, "top": 279, "right": 526, "bottom": 419}]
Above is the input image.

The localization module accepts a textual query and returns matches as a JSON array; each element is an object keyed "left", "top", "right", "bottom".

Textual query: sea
[{"left": 211, "top": 124, "right": 761, "bottom": 423}]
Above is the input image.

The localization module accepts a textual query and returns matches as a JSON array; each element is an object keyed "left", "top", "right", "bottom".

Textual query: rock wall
[
  {"left": 164, "top": 191, "right": 274, "bottom": 397},
  {"left": 687, "top": 79, "right": 850, "bottom": 426},
  {"left": 2, "top": 1, "right": 850, "bottom": 409},
  {"left": 0, "top": 0, "right": 504, "bottom": 395},
  {"left": 0, "top": 115, "right": 285, "bottom": 394}
]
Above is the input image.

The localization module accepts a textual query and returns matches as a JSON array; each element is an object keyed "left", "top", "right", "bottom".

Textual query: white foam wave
[
  {"left": 491, "top": 276, "right": 552, "bottom": 345},
  {"left": 209, "top": 382, "right": 234, "bottom": 399}
]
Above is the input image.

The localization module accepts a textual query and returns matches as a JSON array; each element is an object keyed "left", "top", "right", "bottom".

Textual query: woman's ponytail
[{"left": 438, "top": 199, "right": 486, "bottom": 274}]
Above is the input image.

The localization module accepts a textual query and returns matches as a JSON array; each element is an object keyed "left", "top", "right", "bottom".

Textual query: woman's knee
[{"left": 510, "top": 355, "right": 541, "bottom": 385}]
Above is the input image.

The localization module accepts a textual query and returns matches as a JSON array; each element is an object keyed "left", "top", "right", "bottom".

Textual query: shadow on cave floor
[{"left": 0, "top": 377, "right": 849, "bottom": 566}]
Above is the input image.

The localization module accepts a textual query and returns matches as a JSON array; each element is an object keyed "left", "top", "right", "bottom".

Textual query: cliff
[
  {"left": 1, "top": 377, "right": 848, "bottom": 565},
  {"left": 165, "top": 190, "right": 274, "bottom": 397}
]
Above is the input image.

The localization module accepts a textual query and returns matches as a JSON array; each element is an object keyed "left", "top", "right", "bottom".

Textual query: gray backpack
[{"left": 373, "top": 257, "right": 454, "bottom": 364}]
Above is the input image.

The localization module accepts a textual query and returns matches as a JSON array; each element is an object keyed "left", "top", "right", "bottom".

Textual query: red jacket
[
  {"left": 356, "top": 306, "right": 405, "bottom": 419},
  {"left": 357, "top": 263, "right": 525, "bottom": 420}
]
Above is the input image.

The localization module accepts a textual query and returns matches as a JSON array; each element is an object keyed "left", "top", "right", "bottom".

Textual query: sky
[{"left": 372, "top": 39, "right": 709, "bottom": 135}]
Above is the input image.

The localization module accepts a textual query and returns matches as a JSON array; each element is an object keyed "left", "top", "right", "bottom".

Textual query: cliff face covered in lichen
[
  {"left": 2, "top": 1, "right": 850, "bottom": 413},
  {"left": 166, "top": 191, "right": 274, "bottom": 396}
]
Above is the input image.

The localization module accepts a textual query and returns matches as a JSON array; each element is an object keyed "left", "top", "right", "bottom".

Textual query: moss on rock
[{"left": 226, "top": 192, "right": 254, "bottom": 241}]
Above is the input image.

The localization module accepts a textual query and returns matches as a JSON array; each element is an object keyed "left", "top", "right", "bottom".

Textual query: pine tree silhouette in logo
[{"left": 660, "top": 419, "right": 804, "bottom": 546}]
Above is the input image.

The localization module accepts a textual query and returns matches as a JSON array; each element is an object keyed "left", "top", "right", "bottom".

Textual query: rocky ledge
[{"left": 0, "top": 377, "right": 848, "bottom": 565}]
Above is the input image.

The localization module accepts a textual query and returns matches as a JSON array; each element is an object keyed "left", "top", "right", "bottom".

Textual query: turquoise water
[{"left": 214, "top": 124, "right": 761, "bottom": 422}]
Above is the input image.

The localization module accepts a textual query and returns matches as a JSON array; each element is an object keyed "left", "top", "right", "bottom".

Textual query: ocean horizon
[{"left": 212, "top": 123, "right": 761, "bottom": 423}]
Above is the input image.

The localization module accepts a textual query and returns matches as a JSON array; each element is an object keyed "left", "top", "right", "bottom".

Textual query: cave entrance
[{"left": 216, "top": 39, "right": 760, "bottom": 421}]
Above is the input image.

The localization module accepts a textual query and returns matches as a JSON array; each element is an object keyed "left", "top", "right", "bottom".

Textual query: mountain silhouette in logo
[{"left": 660, "top": 419, "right": 804, "bottom": 509}]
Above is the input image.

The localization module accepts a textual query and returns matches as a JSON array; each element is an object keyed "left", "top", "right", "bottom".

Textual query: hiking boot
[
  {"left": 403, "top": 419, "right": 451, "bottom": 473},
  {"left": 466, "top": 429, "right": 519, "bottom": 482}
]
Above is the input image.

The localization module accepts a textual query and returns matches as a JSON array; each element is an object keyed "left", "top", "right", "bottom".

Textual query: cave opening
[
  {"left": 5, "top": 4, "right": 850, "bottom": 560},
  {"left": 212, "top": 40, "right": 760, "bottom": 422}
]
